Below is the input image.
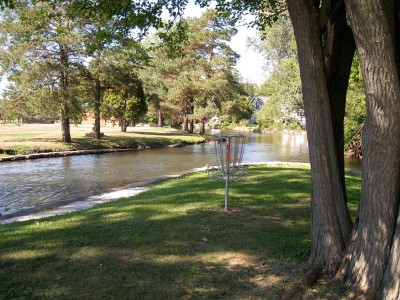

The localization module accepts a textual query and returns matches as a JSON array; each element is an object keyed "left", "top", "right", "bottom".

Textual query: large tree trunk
[
  {"left": 324, "top": 3, "right": 356, "bottom": 198},
  {"left": 338, "top": 1, "right": 400, "bottom": 298},
  {"left": 60, "top": 101, "right": 71, "bottom": 143},
  {"left": 157, "top": 109, "right": 163, "bottom": 127},
  {"left": 59, "top": 44, "right": 71, "bottom": 143},
  {"left": 120, "top": 116, "right": 128, "bottom": 132},
  {"left": 287, "top": 0, "right": 353, "bottom": 273},
  {"left": 189, "top": 119, "right": 194, "bottom": 134},
  {"left": 199, "top": 118, "right": 206, "bottom": 135},
  {"left": 183, "top": 115, "right": 189, "bottom": 132},
  {"left": 94, "top": 78, "right": 101, "bottom": 140}
]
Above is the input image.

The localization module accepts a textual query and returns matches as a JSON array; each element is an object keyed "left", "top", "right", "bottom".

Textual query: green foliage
[
  {"left": 101, "top": 51, "right": 147, "bottom": 131},
  {"left": 257, "top": 58, "right": 303, "bottom": 128},
  {"left": 0, "top": 0, "right": 197, "bottom": 136},
  {"left": 250, "top": 16, "right": 297, "bottom": 68},
  {"left": 210, "top": 0, "right": 287, "bottom": 31},
  {"left": 0, "top": 0, "right": 87, "bottom": 140},
  {"left": 0, "top": 0, "right": 14, "bottom": 9},
  {"left": 253, "top": 18, "right": 303, "bottom": 129},
  {"left": 344, "top": 55, "right": 366, "bottom": 148},
  {"left": 140, "top": 9, "right": 246, "bottom": 131},
  {"left": 220, "top": 95, "right": 253, "bottom": 123}
]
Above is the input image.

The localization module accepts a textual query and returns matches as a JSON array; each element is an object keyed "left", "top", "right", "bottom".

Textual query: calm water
[{"left": 0, "top": 132, "right": 359, "bottom": 216}]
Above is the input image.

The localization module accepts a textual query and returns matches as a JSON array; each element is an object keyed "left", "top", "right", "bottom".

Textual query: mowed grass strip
[
  {"left": 0, "top": 124, "right": 205, "bottom": 156},
  {"left": 0, "top": 166, "right": 361, "bottom": 299}
]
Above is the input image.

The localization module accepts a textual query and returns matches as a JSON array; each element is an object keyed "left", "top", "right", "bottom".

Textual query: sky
[{"left": 184, "top": 2, "right": 266, "bottom": 86}]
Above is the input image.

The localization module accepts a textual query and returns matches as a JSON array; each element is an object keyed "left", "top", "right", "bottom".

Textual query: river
[{"left": 0, "top": 132, "right": 360, "bottom": 217}]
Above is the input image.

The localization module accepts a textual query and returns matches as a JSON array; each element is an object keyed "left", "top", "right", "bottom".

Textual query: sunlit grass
[
  {"left": 0, "top": 124, "right": 205, "bottom": 155},
  {"left": 0, "top": 165, "right": 361, "bottom": 299}
]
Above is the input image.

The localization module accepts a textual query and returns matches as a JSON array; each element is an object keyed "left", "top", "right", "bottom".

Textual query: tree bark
[
  {"left": 324, "top": 3, "right": 356, "bottom": 199},
  {"left": 60, "top": 101, "right": 71, "bottom": 143},
  {"left": 120, "top": 117, "right": 128, "bottom": 132},
  {"left": 59, "top": 44, "right": 71, "bottom": 143},
  {"left": 94, "top": 78, "right": 101, "bottom": 140},
  {"left": 157, "top": 109, "right": 163, "bottom": 127},
  {"left": 338, "top": 1, "right": 400, "bottom": 297},
  {"left": 189, "top": 119, "right": 194, "bottom": 134},
  {"left": 183, "top": 115, "right": 189, "bottom": 132},
  {"left": 199, "top": 118, "right": 206, "bottom": 135},
  {"left": 286, "top": 0, "right": 352, "bottom": 273}
]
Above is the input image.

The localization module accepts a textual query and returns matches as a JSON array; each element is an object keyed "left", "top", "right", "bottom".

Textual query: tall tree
[
  {"left": 1, "top": 0, "right": 192, "bottom": 140},
  {"left": 218, "top": 0, "right": 355, "bottom": 273},
  {"left": 186, "top": 9, "right": 240, "bottom": 135},
  {"left": 337, "top": 1, "right": 400, "bottom": 298},
  {"left": 139, "top": 36, "right": 183, "bottom": 128},
  {"left": 101, "top": 48, "right": 147, "bottom": 132},
  {"left": 254, "top": 17, "right": 303, "bottom": 128},
  {"left": 142, "top": 10, "right": 244, "bottom": 134},
  {"left": 74, "top": 6, "right": 113, "bottom": 140},
  {"left": 286, "top": 0, "right": 354, "bottom": 274},
  {"left": 211, "top": 0, "right": 400, "bottom": 297},
  {"left": 0, "top": 0, "right": 85, "bottom": 143}
]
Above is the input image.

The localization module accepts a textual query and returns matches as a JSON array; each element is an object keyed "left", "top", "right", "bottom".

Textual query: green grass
[
  {"left": 0, "top": 125, "right": 205, "bottom": 156},
  {"left": 0, "top": 166, "right": 361, "bottom": 299}
]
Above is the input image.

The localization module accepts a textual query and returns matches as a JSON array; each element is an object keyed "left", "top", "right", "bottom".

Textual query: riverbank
[
  {"left": 231, "top": 125, "right": 306, "bottom": 135},
  {"left": 0, "top": 124, "right": 206, "bottom": 161},
  {"left": 0, "top": 165, "right": 361, "bottom": 299}
]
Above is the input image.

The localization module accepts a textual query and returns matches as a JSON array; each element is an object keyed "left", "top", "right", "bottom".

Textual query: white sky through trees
[{"left": 184, "top": 1, "right": 265, "bottom": 86}]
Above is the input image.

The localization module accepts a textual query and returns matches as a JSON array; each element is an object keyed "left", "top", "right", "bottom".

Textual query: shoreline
[
  {"left": 0, "top": 141, "right": 190, "bottom": 163},
  {"left": 0, "top": 162, "right": 312, "bottom": 224}
]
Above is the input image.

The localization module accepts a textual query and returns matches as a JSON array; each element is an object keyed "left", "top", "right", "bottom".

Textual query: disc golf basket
[{"left": 208, "top": 133, "right": 248, "bottom": 211}]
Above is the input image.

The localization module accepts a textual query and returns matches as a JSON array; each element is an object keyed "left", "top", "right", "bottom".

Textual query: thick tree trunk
[
  {"left": 120, "top": 117, "right": 128, "bottom": 132},
  {"left": 338, "top": 1, "right": 400, "bottom": 297},
  {"left": 183, "top": 115, "right": 189, "bottom": 132},
  {"left": 189, "top": 119, "right": 194, "bottom": 134},
  {"left": 324, "top": 3, "right": 356, "bottom": 198},
  {"left": 60, "top": 101, "right": 71, "bottom": 143},
  {"left": 59, "top": 44, "right": 71, "bottom": 143},
  {"left": 199, "top": 118, "right": 206, "bottom": 135},
  {"left": 94, "top": 78, "right": 101, "bottom": 140},
  {"left": 287, "top": 0, "right": 352, "bottom": 273},
  {"left": 157, "top": 109, "right": 163, "bottom": 127}
]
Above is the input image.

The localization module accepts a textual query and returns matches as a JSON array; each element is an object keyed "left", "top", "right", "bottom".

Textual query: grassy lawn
[
  {"left": 0, "top": 124, "right": 205, "bottom": 156},
  {"left": 0, "top": 166, "right": 361, "bottom": 299}
]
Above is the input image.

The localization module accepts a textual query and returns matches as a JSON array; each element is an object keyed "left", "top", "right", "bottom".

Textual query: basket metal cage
[{"left": 207, "top": 133, "right": 248, "bottom": 211}]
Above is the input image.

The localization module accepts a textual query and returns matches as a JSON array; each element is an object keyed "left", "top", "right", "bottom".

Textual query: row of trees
[
  {"left": 0, "top": 2, "right": 252, "bottom": 141},
  {"left": 140, "top": 10, "right": 252, "bottom": 134}
]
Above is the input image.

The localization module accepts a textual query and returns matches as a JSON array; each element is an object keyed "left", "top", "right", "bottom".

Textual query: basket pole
[{"left": 225, "top": 137, "right": 231, "bottom": 211}]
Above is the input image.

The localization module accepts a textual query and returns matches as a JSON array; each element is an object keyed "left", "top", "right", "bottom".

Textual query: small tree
[{"left": 102, "top": 49, "right": 147, "bottom": 132}]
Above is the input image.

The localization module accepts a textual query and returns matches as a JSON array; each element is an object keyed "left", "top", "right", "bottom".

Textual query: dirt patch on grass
[{"left": 210, "top": 207, "right": 249, "bottom": 215}]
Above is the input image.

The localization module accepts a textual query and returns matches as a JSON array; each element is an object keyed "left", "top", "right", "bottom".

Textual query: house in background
[{"left": 248, "top": 95, "right": 268, "bottom": 124}]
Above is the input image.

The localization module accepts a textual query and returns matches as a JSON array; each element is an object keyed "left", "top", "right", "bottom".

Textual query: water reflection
[
  {"left": 243, "top": 133, "right": 308, "bottom": 163},
  {"left": 0, "top": 132, "right": 359, "bottom": 216}
]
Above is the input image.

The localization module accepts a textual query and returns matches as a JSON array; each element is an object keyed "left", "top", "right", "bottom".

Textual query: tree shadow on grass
[
  {"left": 130, "top": 131, "right": 197, "bottom": 137},
  {"left": 0, "top": 166, "right": 354, "bottom": 299}
]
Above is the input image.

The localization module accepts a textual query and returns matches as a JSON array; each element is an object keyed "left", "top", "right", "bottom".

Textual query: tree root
[{"left": 280, "top": 266, "right": 323, "bottom": 300}]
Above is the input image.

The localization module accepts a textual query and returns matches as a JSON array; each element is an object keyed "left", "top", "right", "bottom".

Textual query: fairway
[
  {"left": 0, "top": 123, "right": 205, "bottom": 157},
  {"left": 0, "top": 165, "right": 361, "bottom": 299}
]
